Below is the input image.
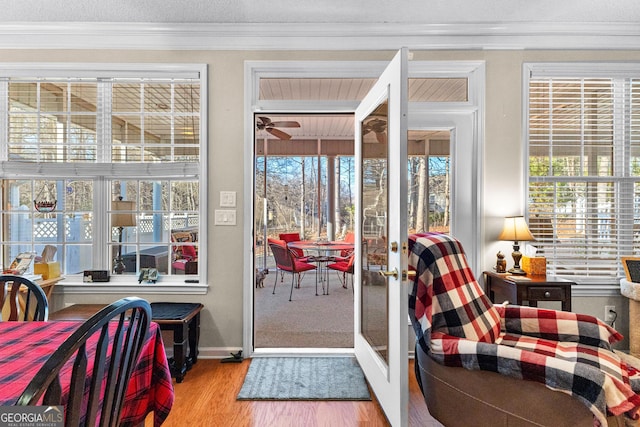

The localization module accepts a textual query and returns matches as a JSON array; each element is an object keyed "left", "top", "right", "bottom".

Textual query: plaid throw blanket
[{"left": 408, "top": 232, "right": 640, "bottom": 426}]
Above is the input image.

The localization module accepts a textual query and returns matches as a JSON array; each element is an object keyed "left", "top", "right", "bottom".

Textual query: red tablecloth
[{"left": 0, "top": 320, "right": 174, "bottom": 426}]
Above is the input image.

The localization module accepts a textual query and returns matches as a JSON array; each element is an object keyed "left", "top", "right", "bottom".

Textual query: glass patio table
[{"left": 287, "top": 240, "right": 354, "bottom": 295}]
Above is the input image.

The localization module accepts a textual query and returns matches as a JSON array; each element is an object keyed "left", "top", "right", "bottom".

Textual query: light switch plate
[
  {"left": 215, "top": 209, "right": 236, "bottom": 226},
  {"left": 220, "top": 191, "right": 236, "bottom": 207}
]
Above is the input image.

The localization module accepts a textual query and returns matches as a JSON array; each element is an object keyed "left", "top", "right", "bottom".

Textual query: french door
[
  {"left": 245, "top": 56, "right": 483, "bottom": 425},
  {"left": 353, "top": 48, "right": 409, "bottom": 427}
]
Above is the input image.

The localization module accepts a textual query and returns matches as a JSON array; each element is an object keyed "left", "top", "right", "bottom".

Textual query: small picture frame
[
  {"left": 622, "top": 257, "right": 640, "bottom": 282},
  {"left": 3, "top": 252, "right": 35, "bottom": 275}
]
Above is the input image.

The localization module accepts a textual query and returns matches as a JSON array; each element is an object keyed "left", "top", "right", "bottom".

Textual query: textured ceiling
[{"left": 1, "top": 0, "right": 638, "bottom": 24}]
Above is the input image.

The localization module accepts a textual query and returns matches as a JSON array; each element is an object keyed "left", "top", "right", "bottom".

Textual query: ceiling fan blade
[
  {"left": 258, "top": 116, "right": 273, "bottom": 126},
  {"left": 270, "top": 121, "right": 300, "bottom": 128},
  {"left": 375, "top": 132, "right": 387, "bottom": 144},
  {"left": 267, "top": 128, "right": 292, "bottom": 140},
  {"left": 370, "top": 119, "right": 387, "bottom": 133}
]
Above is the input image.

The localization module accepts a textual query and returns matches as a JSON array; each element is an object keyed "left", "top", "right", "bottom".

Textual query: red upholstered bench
[
  {"left": 171, "top": 259, "right": 198, "bottom": 274},
  {"left": 171, "top": 230, "right": 198, "bottom": 274}
]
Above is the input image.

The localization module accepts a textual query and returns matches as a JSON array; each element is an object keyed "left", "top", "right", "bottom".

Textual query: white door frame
[{"left": 243, "top": 59, "right": 485, "bottom": 358}]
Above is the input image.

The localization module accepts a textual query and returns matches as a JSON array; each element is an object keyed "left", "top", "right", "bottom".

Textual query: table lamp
[
  {"left": 112, "top": 197, "right": 136, "bottom": 274},
  {"left": 498, "top": 216, "right": 535, "bottom": 275}
]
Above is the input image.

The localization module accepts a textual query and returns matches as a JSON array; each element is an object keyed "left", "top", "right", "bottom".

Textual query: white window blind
[
  {"left": 526, "top": 64, "right": 640, "bottom": 284},
  {"left": 3, "top": 77, "right": 200, "bottom": 167}
]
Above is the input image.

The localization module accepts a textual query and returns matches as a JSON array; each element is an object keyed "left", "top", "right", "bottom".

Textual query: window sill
[{"left": 56, "top": 278, "right": 208, "bottom": 295}]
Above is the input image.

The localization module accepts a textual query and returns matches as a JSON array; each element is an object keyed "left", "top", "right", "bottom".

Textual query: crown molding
[{"left": 0, "top": 21, "right": 639, "bottom": 51}]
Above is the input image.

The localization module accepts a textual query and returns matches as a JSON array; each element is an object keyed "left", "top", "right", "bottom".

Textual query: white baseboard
[
  {"left": 191, "top": 347, "right": 243, "bottom": 359},
  {"left": 192, "top": 347, "right": 416, "bottom": 359}
]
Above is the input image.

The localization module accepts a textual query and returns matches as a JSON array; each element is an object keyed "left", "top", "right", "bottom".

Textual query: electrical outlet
[{"left": 604, "top": 305, "right": 616, "bottom": 323}]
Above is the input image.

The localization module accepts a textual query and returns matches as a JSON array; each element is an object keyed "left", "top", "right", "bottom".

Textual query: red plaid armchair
[{"left": 408, "top": 232, "right": 640, "bottom": 427}]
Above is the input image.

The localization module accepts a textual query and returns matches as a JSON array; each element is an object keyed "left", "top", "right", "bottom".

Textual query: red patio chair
[
  {"left": 278, "top": 232, "right": 310, "bottom": 262},
  {"left": 327, "top": 253, "right": 355, "bottom": 291},
  {"left": 333, "top": 231, "right": 355, "bottom": 262},
  {"left": 267, "top": 238, "right": 317, "bottom": 301}
]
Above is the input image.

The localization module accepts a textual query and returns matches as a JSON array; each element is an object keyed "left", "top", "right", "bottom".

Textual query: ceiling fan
[
  {"left": 363, "top": 118, "right": 387, "bottom": 144},
  {"left": 256, "top": 116, "right": 301, "bottom": 140}
]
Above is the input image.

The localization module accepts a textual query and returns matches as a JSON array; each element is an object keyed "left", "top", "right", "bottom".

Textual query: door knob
[
  {"left": 378, "top": 268, "right": 398, "bottom": 280},
  {"left": 403, "top": 270, "right": 416, "bottom": 280}
]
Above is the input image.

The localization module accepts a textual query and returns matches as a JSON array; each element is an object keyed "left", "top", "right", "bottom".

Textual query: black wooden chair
[
  {"left": 0, "top": 274, "right": 48, "bottom": 321},
  {"left": 16, "top": 297, "right": 151, "bottom": 427}
]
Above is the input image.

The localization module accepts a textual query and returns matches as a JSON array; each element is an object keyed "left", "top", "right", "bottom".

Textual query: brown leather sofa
[
  {"left": 408, "top": 233, "right": 638, "bottom": 427},
  {"left": 415, "top": 344, "right": 629, "bottom": 427}
]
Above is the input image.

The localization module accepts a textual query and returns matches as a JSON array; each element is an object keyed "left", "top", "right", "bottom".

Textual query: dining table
[
  {"left": 287, "top": 240, "right": 354, "bottom": 295},
  {"left": 0, "top": 320, "right": 174, "bottom": 427}
]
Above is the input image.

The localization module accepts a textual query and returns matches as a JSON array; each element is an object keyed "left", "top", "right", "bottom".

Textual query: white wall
[{"left": 6, "top": 47, "right": 639, "bottom": 353}]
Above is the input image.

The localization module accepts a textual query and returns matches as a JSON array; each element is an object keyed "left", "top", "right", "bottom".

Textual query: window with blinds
[
  {"left": 526, "top": 63, "right": 640, "bottom": 284},
  {"left": 6, "top": 78, "right": 199, "bottom": 163},
  {"left": 0, "top": 65, "right": 205, "bottom": 283}
]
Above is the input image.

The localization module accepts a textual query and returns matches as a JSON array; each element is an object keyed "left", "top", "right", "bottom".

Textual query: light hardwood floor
[{"left": 145, "top": 358, "right": 439, "bottom": 427}]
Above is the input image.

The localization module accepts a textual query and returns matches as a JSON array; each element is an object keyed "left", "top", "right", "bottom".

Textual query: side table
[
  {"left": 150, "top": 302, "right": 203, "bottom": 383},
  {"left": 483, "top": 271, "right": 574, "bottom": 312},
  {"left": 50, "top": 301, "right": 204, "bottom": 383}
]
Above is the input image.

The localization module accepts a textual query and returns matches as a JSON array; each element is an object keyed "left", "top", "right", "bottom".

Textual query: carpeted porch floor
[{"left": 254, "top": 269, "right": 356, "bottom": 348}]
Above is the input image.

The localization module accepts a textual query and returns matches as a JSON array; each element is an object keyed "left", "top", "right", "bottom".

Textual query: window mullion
[
  {"left": 615, "top": 79, "right": 634, "bottom": 260},
  {"left": 0, "top": 79, "right": 7, "bottom": 162},
  {"left": 36, "top": 82, "right": 41, "bottom": 162},
  {"left": 548, "top": 79, "right": 554, "bottom": 175},
  {"left": 97, "top": 79, "right": 112, "bottom": 162},
  {"left": 583, "top": 79, "right": 600, "bottom": 260},
  {"left": 63, "top": 81, "right": 70, "bottom": 163},
  {"left": 171, "top": 82, "right": 175, "bottom": 161},
  {"left": 140, "top": 82, "right": 145, "bottom": 157},
  {"left": 93, "top": 177, "right": 109, "bottom": 270}
]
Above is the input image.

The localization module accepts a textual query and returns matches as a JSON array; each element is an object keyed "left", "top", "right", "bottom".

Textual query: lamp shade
[
  {"left": 111, "top": 200, "right": 136, "bottom": 227},
  {"left": 498, "top": 216, "right": 535, "bottom": 242}
]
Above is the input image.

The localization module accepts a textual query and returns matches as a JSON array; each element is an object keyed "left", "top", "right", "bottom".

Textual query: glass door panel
[{"left": 361, "top": 100, "right": 389, "bottom": 364}]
